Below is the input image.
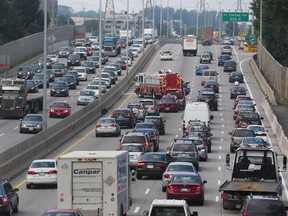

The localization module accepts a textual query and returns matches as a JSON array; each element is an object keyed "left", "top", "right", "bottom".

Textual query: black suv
[
  {"left": 197, "top": 90, "right": 218, "bottom": 111},
  {"left": 50, "top": 81, "right": 69, "bottom": 97},
  {"left": 223, "top": 60, "right": 237, "bottom": 72},
  {"left": 0, "top": 179, "right": 19, "bottom": 215},
  {"left": 111, "top": 108, "right": 137, "bottom": 128},
  {"left": 119, "top": 131, "right": 153, "bottom": 152},
  {"left": 60, "top": 75, "right": 77, "bottom": 89},
  {"left": 241, "top": 195, "right": 287, "bottom": 216}
]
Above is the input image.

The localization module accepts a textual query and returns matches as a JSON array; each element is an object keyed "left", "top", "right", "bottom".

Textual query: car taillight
[
  {"left": 96, "top": 123, "right": 101, "bottom": 127},
  {"left": 151, "top": 137, "right": 157, "bottom": 141},
  {"left": 206, "top": 137, "right": 211, "bottom": 142},
  {"left": 137, "top": 162, "right": 145, "bottom": 167},
  {"left": 235, "top": 110, "right": 239, "bottom": 114},
  {"left": 28, "top": 170, "right": 36, "bottom": 175},
  {"left": 140, "top": 152, "right": 145, "bottom": 157},
  {"left": 168, "top": 185, "right": 180, "bottom": 192},
  {"left": 151, "top": 107, "right": 156, "bottom": 110},
  {"left": 156, "top": 163, "right": 166, "bottom": 168},
  {"left": 195, "top": 151, "right": 199, "bottom": 156},
  {"left": 242, "top": 213, "right": 247, "bottom": 216},
  {"left": 2, "top": 196, "right": 8, "bottom": 205},
  {"left": 231, "top": 137, "right": 234, "bottom": 142},
  {"left": 143, "top": 142, "right": 149, "bottom": 147},
  {"left": 119, "top": 142, "right": 123, "bottom": 147},
  {"left": 192, "top": 185, "right": 202, "bottom": 192},
  {"left": 164, "top": 174, "right": 170, "bottom": 178},
  {"left": 111, "top": 123, "right": 117, "bottom": 127},
  {"left": 221, "top": 194, "right": 228, "bottom": 199},
  {"left": 258, "top": 133, "right": 267, "bottom": 136},
  {"left": 201, "top": 145, "right": 206, "bottom": 150},
  {"left": 258, "top": 121, "right": 262, "bottom": 125},
  {"left": 235, "top": 120, "right": 239, "bottom": 125},
  {"left": 48, "top": 170, "right": 57, "bottom": 174}
]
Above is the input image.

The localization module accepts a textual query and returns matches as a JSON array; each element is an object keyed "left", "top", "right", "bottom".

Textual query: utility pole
[
  {"left": 180, "top": 0, "right": 182, "bottom": 37},
  {"left": 104, "top": 0, "right": 116, "bottom": 35},
  {"left": 166, "top": 0, "right": 169, "bottom": 38},
  {"left": 160, "top": 0, "right": 162, "bottom": 37}
]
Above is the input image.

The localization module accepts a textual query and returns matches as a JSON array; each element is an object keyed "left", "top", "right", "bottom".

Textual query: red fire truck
[{"left": 134, "top": 71, "right": 183, "bottom": 99}]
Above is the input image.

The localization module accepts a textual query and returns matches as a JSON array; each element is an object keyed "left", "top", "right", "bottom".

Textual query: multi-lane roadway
[{"left": 6, "top": 42, "right": 288, "bottom": 216}]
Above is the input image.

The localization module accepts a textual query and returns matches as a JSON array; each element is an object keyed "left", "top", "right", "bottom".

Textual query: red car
[
  {"left": 204, "top": 80, "right": 219, "bottom": 93},
  {"left": 86, "top": 47, "right": 93, "bottom": 56},
  {"left": 159, "top": 94, "right": 179, "bottom": 112},
  {"left": 42, "top": 209, "right": 84, "bottom": 216},
  {"left": 166, "top": 172, "right": 207, "bottom": 205},
  {"left": 115, "top": 60, "right": 127, "bottom": 70},
  {"left": 49, "top": 101, "right": 71, "bottom": 118},
  {"left": 119, "top": 41, "right": 126, "bottom": 49}
]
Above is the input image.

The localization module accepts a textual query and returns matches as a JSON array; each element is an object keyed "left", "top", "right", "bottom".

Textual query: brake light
[
  {"left": 2, "top": 196, "right": 8, "bottom": 205},
  {"left": 151, "top": 137, "right": 157, "bottom": 141},
  {"left": 258, "top": 121, "right": 262, "bottom": 125},
  {"left": 242, "top": 213, "right": 247, "bottom": 216},
  {"left": 235, "top": 110, "right": 239, "bottom": 114},
  {"left": 111, "top": 123, "right": 117, "bottom": 127},
  {"left": 206, "top": 137, "right": 211, "bottom": 142},
  {"left": 28, "top": 170, "right": 36, "bottom": 175},
  {"left": 96, "top": 123, "right": 101, "bottom": 127},
  {"left": 119, "top": 142, "right": 123, "bottom": 147},
  {"left": 151, "top": 107, "right": 156, "bottom": 110},
  {"left": 137, "top": 162, "right": 145, "bottom": 167},
  {"left": 143, "top": 142, "right": 149, "bottom": 147},
  {"left": 195, "top": 151, "right": 199, "bottom": 156},
  {"left": 201, "top": 145, "right": 206, "bottom": 150},
  {"left": 259, "top": 133, "right": 267, "bottom": 136},
  {"left": 48, "top": 170, "right": 57, "bottom": 174},
  {"left": 231, "top": 137, "right": 234, "bottom": 142},
  {"left": 156, "top": 163, "right": 166, "bottom": 167},
  {"left": 192, "top": 185, "right": 202, "bottom": 192},
  {"left": 168, "top": 185, "right": 180, "bottom": 192},
  {"left": 164, "top": 174, "right": 170, "bottom": 178},
  {"left": 221, "top": 194, "right": 228, "bottom": 199}
]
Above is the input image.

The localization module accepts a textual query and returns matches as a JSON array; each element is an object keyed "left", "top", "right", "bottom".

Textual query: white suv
[
  {"left": 143, "top": 199, "right": 198, "bottom": 216},
  {"left": 221, "top": 45, "right": 233, "bottom": 55}
]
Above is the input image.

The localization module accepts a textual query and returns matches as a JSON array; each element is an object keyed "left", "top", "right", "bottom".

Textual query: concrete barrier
[
  {"left": 0, "top": 39, "right": 180, "bottom": 178},
  {"left": 250, "top": 55, "right": 277, "bottom": 105}
]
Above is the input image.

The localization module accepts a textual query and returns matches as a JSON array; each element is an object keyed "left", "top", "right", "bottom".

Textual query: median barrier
[{"left": 0, "top": 39, "right": 179, "bottom": 178}]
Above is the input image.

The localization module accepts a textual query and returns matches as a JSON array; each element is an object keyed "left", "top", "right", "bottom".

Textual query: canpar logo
[{"left": 73, "top": 168, "right": 101, "bottom": 175}]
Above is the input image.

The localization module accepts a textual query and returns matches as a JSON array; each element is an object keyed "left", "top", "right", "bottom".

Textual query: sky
[{"left": 58, "top": 0, "right": 253, "bottom": 14}]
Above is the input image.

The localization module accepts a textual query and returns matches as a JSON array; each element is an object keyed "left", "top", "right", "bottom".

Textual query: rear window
[
  {"left": 172, "top": 143, "right": 195, "bottom": 151},
  {"left": 122, "top": 135, "right": 146, "bottom": 143},
  {"left": 145, "top": 118, "right": 160, "bottom": 123},
  {"left": 31, "top": 161, "right": 55, "bottom": 168},
  {"left": 112, "top": 110, "right": 130, "bottom": 117},
  {"left": 150, "top": 207, "right": 186, "bottom": 216},
  {"left": 203, "top": 70, "right": 216, "bottom": 76},
  {"left": 239, "top": 112, "right": 259, "bottom": 119},
  {"left": 233, "top": 130, "right": 254, "bottom": 137},
  {"left": 167, "top": 165, "right": 194, "bottom": 172},
  {"left": 140, "top": 100, "right": 154, "bottom": 106},
  {"left": 44, "top": 214, "right": 75, "bottom": 216},
  {"left": 246, "top": 200, "right": 285, "bottom": 214},
  {"left": 142, "top": 154, "right": 165, "bottom": 161},
  {"left": 121, "top": 145, "right": 143, "bottom": 152}
]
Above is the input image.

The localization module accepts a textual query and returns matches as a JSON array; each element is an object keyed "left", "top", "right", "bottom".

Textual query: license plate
[
  {"left": 181, "top": 188, "right": 189, "bottom": 192},
  {"left": 57, "top": 112, "right": 60, "bottom": 115},
  {"left": 237, "top": 92, "right": 241, "bottom": 94},
  {"left": 165, "top": 108, "right": 170, "bottom": 111},
  {"left": 147, "top": 165, "right": 154, "bottom": 168},
  {"left": 179, "top": 153, "right": 187, "bottom": 157},
  {"left": 28, "top": 128, "right": 33, "bottom": 131},
  {"left": 39, "top": 172, "right": 45, "bottom": 176}
]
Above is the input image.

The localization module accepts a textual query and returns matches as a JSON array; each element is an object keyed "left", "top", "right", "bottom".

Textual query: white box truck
[
  {"left": 182, "top": 35, "right": 198, "bottom": 56},
  {"left": 57, "top": 151, "right": 134, "bottom": 216}
]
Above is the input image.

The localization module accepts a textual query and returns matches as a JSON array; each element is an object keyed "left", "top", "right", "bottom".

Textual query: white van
[
  {"left": 182, "top": 102, "right": 213, "bottom": 128},
  {"left": 201, "top": 69, "right": 218, "bottom": 86}
]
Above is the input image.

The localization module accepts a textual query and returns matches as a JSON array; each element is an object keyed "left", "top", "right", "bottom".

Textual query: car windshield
[
  {"left": 24, "top": 115, "right": 43, "bottom": 122},
  {"left": 80, "top": 91, "right": 94, "bottom": 96},
  {"left": 53, "top": 64, "right": 65, "bottom": 69},
  {"left": 83, "top": 62, "right": 93, "bottom": 67},
  {"left": 33, "top": 74, "right": 44, "bottom": 79},
  {"left": 86, "top": 85, "right": 99, "bottom": 90},
  {"left": 232, "top": 86, "right": 245, "bottom": 91},
  {"left": 51, "top": 103, "right": 70, "bottom": 108},
  {"left": 19, "top": 66, "right": 31, "bottom": 71},
  {"left": 53, "top": 82, "right": 67, "bottom": 87},
  {"left": 249, "top": 126, "right": 265, "bottom": 132},
  {"left": 150, "top": 207, "right": 186, "bottom": 216},
  {"left": 140, "top": 100, "right": 154, "bottom": 106},
  {"left": 145, "top": 118, "right": 160, "bottom": 123},
  {"left": 142, "top": 154, "right": 165, "bottom": 161},
  {"left": 68, "top": 55, "right": 79, "bottom": 60},
  {"left": 206, "top": 80, "right": 217, "bottom": 85},
  {"left": 31, "top": 161, "right": 55, "bottom": 168},
  {"left": 167, "top": 164, "right": 194, "bottom": 172},
  {"left": 135, "top": 124, "right": 153, "bottom": 129},
  {"left": 219, "top": 55, "right": 230, "bottom": 60},
  {"left": 121, "top": 145, "right": 143, "bottom": 152},
  {"left": 246, "top": 200, "right": 285, "bottom": 214},
  {"left": 44, "top": 213, "right": 75, "bottom": 216},
  {"left": 242, "top": 137, "right": 265, "bottom": 144},
  {"left": 59, "top": 47, "right": 69, "bottom": 51},
  {"left": 233, "top": 130, "right": 254, "bottom": 137},
  {"left": 122, "top": 136, "right": 145, "bottom": 143}
]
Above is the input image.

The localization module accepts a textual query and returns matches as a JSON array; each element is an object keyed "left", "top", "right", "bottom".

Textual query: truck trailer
[
  {"left": 0, "top": 79, "right": 43, "bottom": 118},
  {"left": 57, "top": 151, "right": 135, "bottom": 216},
  {"left": 182, "top": 35, "right": 197, "bottom": 56},
  {"left": 219, "top": 148, "right": 287, "bottom": 210}
]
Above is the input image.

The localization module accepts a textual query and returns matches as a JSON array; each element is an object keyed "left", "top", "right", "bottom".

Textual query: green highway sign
[
  {"left": 222, "top": 12, "right": 249, "bottom": 22},
  {"left": 249, "top": 34, "right": 256, "bottom": 43}
]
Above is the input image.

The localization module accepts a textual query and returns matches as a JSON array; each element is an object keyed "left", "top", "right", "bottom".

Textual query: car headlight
[
  {"left": 21, "top": 124, "right": 28, "bottom": 128},
  {"left": 36, "top": 124, "right": 42, "bottom": 128},
  {"left": 61, "top": 89, "right": 66, "bottom": 91},
  {"left": 67, "top": 60, "right": 71, "bottom": 62},
  {"left": 51, "top": 89, "right": 55, "bottom": 91}
]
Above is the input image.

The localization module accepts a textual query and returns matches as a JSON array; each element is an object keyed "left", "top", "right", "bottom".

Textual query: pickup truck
[{"left": 219, "top": 147, "right": 287, "bottom": 210}]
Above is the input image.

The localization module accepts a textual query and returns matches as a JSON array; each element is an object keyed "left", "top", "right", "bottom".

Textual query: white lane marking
[
  {"left": 145, "top": 188, "right": 150, "bottom": 194},
  {"left": 219, "top": 155, "right": 222, "bottom": 160},
  {"left": 134, "top": 207, "right": 140, "bottom": 213},
  {"left": 14, "top": 127, "right": 18, "bottom": 129},
  {"left": 220, "top": 113, "right": 223, "bottom": 116},
  {"left": 219, "top": 107, "right": 222, "bottom": 111},
  {"left": 218, "top": 167, "right": 221, "bottom": 171},
  {"left": 0, "top": 133, "right": 4, "bottom": 136},
  {"left": 222, "top": 125, "right": 224, "bottom": 127},
  {"left": 175, "top": 135, "right": 178, "bottom": 138},
  {"left": 218, "top": 180, "right": 221, "bottom": 185},
  {"left": 178, "top": 128, "right": 181, "bottom": 131},
  {"left": 219, "top": 146, "right": 222, "bottom": 150},
  {"left": 216, "top": 196, "right": 219, "bottom": 202},
  {"left": 221, "top": 138, "right": 223, "bottom": 141},
  {"left": 221, "top": 119, "right": 224, "bottom": 121},
  {"left": 221, "top": 131, "right": 224, "bottom": 134}
]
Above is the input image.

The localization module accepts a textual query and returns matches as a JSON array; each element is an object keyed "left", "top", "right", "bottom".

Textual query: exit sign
[{"left": 222, "top": 12, "right": 249, "bottom": 22}]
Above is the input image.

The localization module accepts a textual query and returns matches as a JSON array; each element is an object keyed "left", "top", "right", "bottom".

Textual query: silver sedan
[
  {"left": 161, "top": 162, "right": 197, "bottom": 192},
  {"left": 95, "top": 118, "right": 121, "bottom": 137}
]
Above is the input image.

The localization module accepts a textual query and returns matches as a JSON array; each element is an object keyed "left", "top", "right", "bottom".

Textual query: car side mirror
[
  {"left": 167, "top": 146, "right": 171, "bottom": 150},
  {"left": 192, "top": 211, "right": 198, "bottom": 216},
  {"left": 210, "top": 115, "right": 214, "bottom": 120},
  {"left": 143, "top": 211, "right": 149, "bottom": 216},
  {"left": 228, "top": 132, "right": 232, "bottom": 135},
  {"left": 163, "top": 120, "right": 166, "bottom": 122},
  {"left": 203, "top": 180, "right": 207, "bottom": 184}
]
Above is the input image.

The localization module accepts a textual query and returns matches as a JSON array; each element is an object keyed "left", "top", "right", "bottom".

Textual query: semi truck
[
  {"left": 182, "top": 35, "right": 197, "bottom": 56},
  {"left": 102, "top": 36, "right": 121, "bottom": 57},
  {"left": 200, "top": 27, "right": 213, "bottom": 42},
  {"left": 219, "top": 147, "right": 287, "bottom": 210},
  {"left": 57, "top": 151, "right": 135, "bottom": 216},
  {"left": 0, "top": 79, "right": 43, "bottom": 118}
]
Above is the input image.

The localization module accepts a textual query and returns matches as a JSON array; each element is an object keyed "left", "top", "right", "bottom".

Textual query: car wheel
[
  {"left": 199, "top": 196, "right": 204, "bottom": 206},
  {"left": 96, "top": 133, "right": 99, "bottom": 137},
  {"left": 13, "top": 202, "right": 19, "bottom": 213},
  {"left": 230, "top": 95, "right": 233, "bottom": 99},
  {"left": 230, "top": 145, "right": 235, "bottom": 153},
  {"left": 6, "top": 203, "right": 12, "bottom": 216},
  {"left": 162, "top": 186, "right": 166, "bottom": 192},
  {"left": 136, "top": 174, "right": 142, "bottom": 179},
  {"left": 26, "top": 184, "right": 32, "bottom": 189}
]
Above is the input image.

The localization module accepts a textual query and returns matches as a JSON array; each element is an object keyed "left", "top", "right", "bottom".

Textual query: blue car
[
  {"left": 218, "top": 55, "right": 232, "bottom": 66},
  {"left": 195, "top": 64, "right": 209, "bottom": 75}
]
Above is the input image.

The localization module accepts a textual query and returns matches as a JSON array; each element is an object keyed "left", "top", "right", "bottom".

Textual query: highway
[{"left": 7, "top": 42, "right": 288, "bottom": 216}]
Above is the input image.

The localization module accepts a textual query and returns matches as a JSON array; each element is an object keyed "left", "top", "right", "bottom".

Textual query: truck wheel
[
  {"left": 162, "top": 186, "right": 166, "bottom": 192},
  {"left": 6, "top": 203, "right": 12, "bottom": 216},
  {"left": 230, "top": 146, "right": 235, "bottom": 153}
]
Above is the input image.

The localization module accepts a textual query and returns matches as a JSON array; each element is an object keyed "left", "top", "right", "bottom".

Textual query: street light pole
[
  {"left": 180, "top": 0, "right": 182, "bottom": 37},
  {"left": 259, "top": 0, "right": 263, "bottom": 70},
  {"left": 166, "top": 0, "right": 169, "bottom": 38},
  {"left": 99, "top": 0, "right": 102, "bottom": 99},
  {"left": 142, "top": 0, "right": 145, "bottom": 53},
  {"left": 126, "top": 0, "right": 129, "bottom": 76},
  {"left": 160, "top": 0, "right": 162, "bottom": 38},
  {"left": 43, "top": 0, "right": 48, "bottom": 130},
  {"left": 196, "top": 0, "right": 199, "bottom": 37},
  {"left": 152, "top": 0, "right": 155, "bottom": 31}
]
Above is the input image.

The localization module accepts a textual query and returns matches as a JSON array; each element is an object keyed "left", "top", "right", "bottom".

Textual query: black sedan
[
  {"left": 197, "top": 91, "right": 218, "bottom": 111},
  {"left": 60, "top": 75, "right": 77, "bottom": 89},
  {"left": 136, "top": 152, "right": 174, "bottom": 179},
  {"left": 230, "top": 86, "right": 247, "bottom": 99},
  {"left": 229, "top": 71, "right": 244, "bottom": 83},
  {"left": 26, "top": 80, "right": 39, "bottom": 93},
  {"left": 50, "top": 81, "right": 69, "bottom": 97},
  {"left": 223, "top": 60, "right": 237, "bottom": 72},
  {"left": 82, "top": 61, "right": 96, "bottom": 74}
]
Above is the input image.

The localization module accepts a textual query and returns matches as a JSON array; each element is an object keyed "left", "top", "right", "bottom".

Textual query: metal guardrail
[{"left": 0, "top": 39, "right": 180, "bottom": 178}]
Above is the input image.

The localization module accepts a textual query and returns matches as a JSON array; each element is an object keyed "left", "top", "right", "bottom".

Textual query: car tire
[
  {"left": 96, "top": 133, "right": 99, "bottom": 137},
  {"left": 26, "top": 184, "right": 31, "bottom": 189},
  {"left": 199, "top": 197, "right": 204, "bottom": 206},
  {"left": 230, "top": 145, "right": 235, "bottom": 153},
  {"left": 162, "top": 186, "right": 166, "bottom": 192},
  {"left": 208, "top": 146, "right": 211, "bottom": 153},
  {"left": 136, "top": 174, "right": 142, "bottom": 179},
  {"left": 13, "top": 202, "right": 19, "bottom": 213},
  {"left": 230, "top": 95, "right": 233, "bottom": 99},
  {"left": 6, "top": 203, "right": 12, "bottom": 216}
]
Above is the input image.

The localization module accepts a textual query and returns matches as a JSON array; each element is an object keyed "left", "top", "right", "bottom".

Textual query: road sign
[
  {"left": 222, "top": 12, "right": 249, "bottom": 22},
  {"left": 47, "top": 34, "right": 56, "bottom": 43},
  {"left": 249, "top": 34, "right": 256, "bottom": 43},
  {"left": 238, "top": 31, "right": 242, "bottom": 37}
]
